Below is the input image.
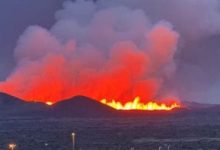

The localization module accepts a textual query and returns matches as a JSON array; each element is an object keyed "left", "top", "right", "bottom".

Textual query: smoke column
[{"left": 1, "top": 0, "right": 179, "bottom": 103}]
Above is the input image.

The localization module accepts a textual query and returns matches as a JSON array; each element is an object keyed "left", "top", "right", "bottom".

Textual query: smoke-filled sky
[{"left": 0, "top": 0, "right": 220, "bottom": 104}]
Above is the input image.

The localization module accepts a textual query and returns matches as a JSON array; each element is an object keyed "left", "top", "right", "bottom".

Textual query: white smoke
[{"left": 1, "top": 0, "right": 220, "bottom": 103}]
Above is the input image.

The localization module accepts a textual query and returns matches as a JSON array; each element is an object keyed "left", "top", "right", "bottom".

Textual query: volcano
[
  {"left": 0, "top": 92, "right": 26, "bottom": 105},
  {"left": 0, "top": 92, "right": 219, "bottom": 118},
  {"left": 0, "top": 92, "right": 47, "bottom": 117},
  {"left": 50, "top": 96, "right": 116, "bottom": 117},
  {"left": 0, "top": 92, "right": 116, "bottom": 117}
]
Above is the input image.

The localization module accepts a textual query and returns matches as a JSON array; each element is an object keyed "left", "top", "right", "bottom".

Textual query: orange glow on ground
[
  {"left": 101, "top": 97, "right": 180, "bottom": 111},
  {"left": 46, "top": 101, "right": 53, "bottom": 106}
]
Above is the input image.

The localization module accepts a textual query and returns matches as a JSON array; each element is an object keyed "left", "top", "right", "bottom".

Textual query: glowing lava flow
[
  {"left": 46, "top": 101, "right": 53, "bottom": 106},
  {"left": 101, "top": 97, "right": 180, "bottom": 111}
]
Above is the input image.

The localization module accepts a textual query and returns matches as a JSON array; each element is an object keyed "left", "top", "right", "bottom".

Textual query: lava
[
  {"left": 101, "top": 97, "right": 180, "bottom": 111},
  {"left": 46, "top": 101, "right": 53, "bottom": 106}
]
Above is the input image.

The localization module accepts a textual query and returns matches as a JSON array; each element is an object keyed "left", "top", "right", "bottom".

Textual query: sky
[
  {"left": 0, "top": 0, "right": 64, "bottom": 79},
  {"left": 0, "top": 0, "right": 220, "bottom": 104}
]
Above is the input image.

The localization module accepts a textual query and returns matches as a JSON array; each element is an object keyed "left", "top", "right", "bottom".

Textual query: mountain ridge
[{"left": 0, "top": 92, "right": 219, "bottom": 118}]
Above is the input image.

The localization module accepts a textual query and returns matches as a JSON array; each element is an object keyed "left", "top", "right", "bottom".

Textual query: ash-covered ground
[{"left": 1, "top": 113, "right": 220, "bottom": 150}]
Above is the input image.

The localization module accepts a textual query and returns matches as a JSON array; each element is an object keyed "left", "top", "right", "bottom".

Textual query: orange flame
[
  {"left": 46, "top": 101, "right": 53, "bottom": 106},
  {"left": 101, "top": 97, "right": 180, "bottom": 111}
]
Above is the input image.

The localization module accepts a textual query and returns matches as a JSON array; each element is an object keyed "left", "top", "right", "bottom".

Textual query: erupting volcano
[
  {"left": 47, "top": 97, "right": 180, "bottom": 111},
  {"left": 0, "top": 0, "right": 181, "bottom": 111}
]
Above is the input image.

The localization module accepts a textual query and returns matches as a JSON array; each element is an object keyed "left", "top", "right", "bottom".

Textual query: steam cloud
[{"left": 1, "top": 0, "right": 220, "bottom": 103}]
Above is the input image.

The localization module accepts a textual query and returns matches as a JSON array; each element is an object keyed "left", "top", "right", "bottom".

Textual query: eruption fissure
[{"left": 101, "top": 97, "right": 180, "bottom": 110}]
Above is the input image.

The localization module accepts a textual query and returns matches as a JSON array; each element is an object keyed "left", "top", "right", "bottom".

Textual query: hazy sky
[
  {"left": 1, "top": 0, "right": 220, "bottom": 103},
  {"left": 0, "top": 0, "right": 65, "bottom": 79}
]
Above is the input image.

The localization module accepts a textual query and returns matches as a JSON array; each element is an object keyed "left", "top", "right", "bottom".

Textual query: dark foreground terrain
[
  {"left": 1, "top": 112, "right": 220, "bottom": 150},
  {"left": 1, "top": 92, "right": 220, "bottom": 150}
]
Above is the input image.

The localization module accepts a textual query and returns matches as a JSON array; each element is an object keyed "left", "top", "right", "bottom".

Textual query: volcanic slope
[
  {"left": 0, "top": 92, "right": 47, "bottom": 117},
  {"left": 0, "top": 93, "right": 116, "bottom": 117},
  {"left": 1, "top": 92, "right": 220, "bottom": 118},
  {"left": 50, "top": 96, "right": 116, "bottom": 117}
]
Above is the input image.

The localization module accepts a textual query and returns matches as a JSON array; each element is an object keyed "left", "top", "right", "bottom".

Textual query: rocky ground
[{"left": 1, "top": 113, "right": 220, "bottom": 150}]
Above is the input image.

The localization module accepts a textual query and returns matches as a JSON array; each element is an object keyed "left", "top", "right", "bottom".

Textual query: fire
[
  {"left": 46, "top": 101, "right": 53, "bottom": 106},
  {"left": 0, "top": 0, "right": 181, "bottom": 113},
  {"left": 101, "top": 97, "right": 180, "bottom": 111}
]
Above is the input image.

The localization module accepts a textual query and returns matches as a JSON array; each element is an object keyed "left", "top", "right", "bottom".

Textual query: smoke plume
[
  {"left": 1, "top": 0, "right": 220, "bottom": 104},
  {"left": 0, "top": 0, "right": 179, "bottom": 103}
]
